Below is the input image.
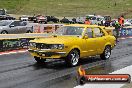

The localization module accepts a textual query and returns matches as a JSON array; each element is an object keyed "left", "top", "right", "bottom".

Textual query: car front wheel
[
  {"left": 100, "top": 46, "right": 111, "bottom": 60},
  {"left": 65, "top": 49, "right": 79, "bottom": 67},
  {"left": 34, "top": 56, "right": 46, "bottom": 63}
]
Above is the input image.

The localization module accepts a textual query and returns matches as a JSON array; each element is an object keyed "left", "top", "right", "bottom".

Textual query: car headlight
[
  {"left": 58, "top": 44, "right": 64, "bottom": 50},
  {"left": 51, "top": 44, "right": 58, "bottom": 49},
  {"left": 51, "top": 44, "right": 64, "bottom": 50},
  {"left": 29, "top": 42, "right": 36, "bottom": 47}
]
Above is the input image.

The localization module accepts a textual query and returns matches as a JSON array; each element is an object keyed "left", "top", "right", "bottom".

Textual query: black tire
[
  {"left": 1, "top": 31, "right": 8, "bottom": 34},
  {"left": 65, "top": 49, "right": 80, "bottom": 67},
  {"left": 57, "top": 20, "right": 59, "bottom": 23},
  {"left": 39, "top": 21, "right": 42, "bottom": 24},
  {"left": 100, "top": 46, "right": 111, "bottom": 60},
  {"left": 34, "top": 20, "right": 36, "bottom": 23},
  {"left": 44, "top": 22, "right": 47, "bottom": 24},
  {"left": 53, "top": 21, "right": 57, "bottom": 23},
  {"left": 26, "top": 30, "right": 32, "bottom": 33},
  {"left": 34, "top": 56, "right": 46, "bottom": 63}
]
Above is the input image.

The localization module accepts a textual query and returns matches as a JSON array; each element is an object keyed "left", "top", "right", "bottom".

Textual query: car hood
[{"left": 30, "top": 35, "right": 80, "bottom": 44}]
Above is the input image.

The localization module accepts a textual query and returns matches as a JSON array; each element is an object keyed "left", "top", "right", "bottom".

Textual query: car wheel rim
[
  {"left": 105, "top": 47, "right": 111, "bottom": 59},
  {"left": 71, "top": 51, "right": 79, "bottom": 66},
  {"left": 2, "top": 32, "right": 7, "bottom": 34}
]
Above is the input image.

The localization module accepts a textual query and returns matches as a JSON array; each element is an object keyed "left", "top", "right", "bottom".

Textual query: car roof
[
  {"left": 86, "top": 15, "right": 95, "bottom": 17},
  {"left": 64, "top": 24, "right": 103, "bottom": 28},
  {"left": 21, "top": 15, "right": 28, "bottom": 17},
  {"left": 0, "top": 20, "right": 28, "bottom": 23},
  {"left": 0, "top": 20, "right": 14, "bottom": 22},
  {"left": 1, "top": 20, "right": 20, "bottom": 22}
]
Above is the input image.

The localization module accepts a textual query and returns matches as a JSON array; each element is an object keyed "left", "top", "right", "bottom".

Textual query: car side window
[
  {"left": 10, "top": 21, "right": 20, "bottom": 26},
  {"left": 93, "top": 28, "right": 104, "bottom": 37},
  {"left": 85, "top": 28, "right": 93, "bottom": 38},
  {"left": 19, "top": 22, "right": 27, "bottom": 26}
]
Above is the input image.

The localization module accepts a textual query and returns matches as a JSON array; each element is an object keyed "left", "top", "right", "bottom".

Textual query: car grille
[{"left": 36, "top": 43, "right": 50, "bottom": 49}]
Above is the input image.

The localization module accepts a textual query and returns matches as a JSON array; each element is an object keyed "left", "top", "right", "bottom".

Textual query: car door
[
  {"left": 83, "top": 27, "right": 98, "bottom": 56},
  {"left": 93, "top": 27, "right": 107, "bottom": 54},
  {"left": 8, "top": 21, "right": 19, "bottom": 34},
  {"left": 18, "top": 21, "right": 27, "bottom": 33}
]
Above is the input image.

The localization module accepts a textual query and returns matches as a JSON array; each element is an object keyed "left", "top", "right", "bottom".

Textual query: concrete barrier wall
[
  {"left": 3, "top": 39, "right": 29, "bottom": 49},
  {"left": 0, "top": 33, "right": 51, "bottom": 52},
  {"left": 105, "top": 26, "right": 132, "bottom": 38},
  {"left": 0, "top": 38, "right": 33, "bottom": 52},
  {"left": 113, "top": 27, "right": 132, "bottom": 38}
]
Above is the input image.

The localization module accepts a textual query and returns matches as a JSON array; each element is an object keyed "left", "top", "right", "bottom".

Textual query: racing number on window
[
  {"left": 93, "top": 28, "right": 104, "bottom": 37},
  {"left": 85, "top": 28, "right": 93, "bottom": 38}
]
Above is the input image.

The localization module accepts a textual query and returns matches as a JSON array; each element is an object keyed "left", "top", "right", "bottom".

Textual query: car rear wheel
[
  {"left": 26, "top": 30, "right": 32, "bottom": 33},
  {"left": 44, "top": 22, "right": 47, "bottom": 24},
  {"left": 100, "top": 46, "right": 111, "bottom": 60},
  {"left": 1, "top": 31, "right": 8, "bottom": 34},
  {"left": 65, "top": 49, "right": 79, "bottom": 67},
  {"left": 34, "top": 56, "right": 46, "bottom": 63}
]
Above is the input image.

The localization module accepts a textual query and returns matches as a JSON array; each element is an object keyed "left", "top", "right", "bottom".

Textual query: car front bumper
[{"left": 28, "top": 49, "right": 67, "bottom": 59}]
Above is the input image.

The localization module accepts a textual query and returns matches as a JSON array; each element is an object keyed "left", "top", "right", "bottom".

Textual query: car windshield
[
  {"left": 97, "top": 18, "right": 104, "bottom": 21},
  {"left": 55, "top": 26, "right": 84, "bottom": 36},
  {"left": 0, "top": 10, "right": 5, "bottom": 15},
  {"left": 88, "top": 16, "right": 94, "bottom": 20},
  {"left": 0, "top": 21, "right": 11, "bottom": 26},
  {"left": 91, "top": 17, "right": 96, "bottom": 20}
]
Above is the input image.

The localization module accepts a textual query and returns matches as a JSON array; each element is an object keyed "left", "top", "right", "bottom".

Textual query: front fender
[
  {"left": 105, "top": 42, "right": 112, "bottom": 49},
  {"left": 67, "top": 45, "right": 81, "bottom": 56}
]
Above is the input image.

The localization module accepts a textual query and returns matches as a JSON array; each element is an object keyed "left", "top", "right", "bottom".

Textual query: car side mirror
[
  {"left": 9, "top": 25, "right": 15, "bottom": 28},
  {"left": 83, "top": 34, "right": 89, "bottom": 39}
]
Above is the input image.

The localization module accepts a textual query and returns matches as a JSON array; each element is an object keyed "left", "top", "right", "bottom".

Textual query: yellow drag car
[{"left": 28, "top": 24, "right": 116, "bottom": 66}]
